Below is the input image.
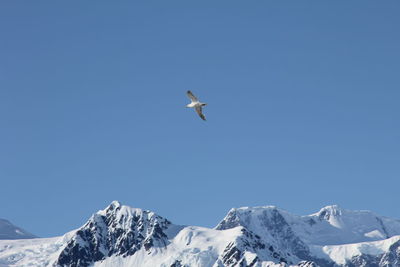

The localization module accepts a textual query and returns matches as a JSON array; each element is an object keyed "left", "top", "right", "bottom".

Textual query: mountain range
[{"left": 1, "top": 201, "right": 400, "bottom": 267}]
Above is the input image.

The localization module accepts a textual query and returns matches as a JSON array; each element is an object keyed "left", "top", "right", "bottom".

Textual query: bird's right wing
[{"left": 187, "top": 90, "right": 198, "bottom": 102}]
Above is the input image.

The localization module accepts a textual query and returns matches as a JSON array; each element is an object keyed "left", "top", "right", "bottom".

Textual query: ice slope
[
  {"left": 309, "top": 235, "right": 400, "bottom": 265},
  {"left": 0, "top": 232, "right": 75, "bottom": 267},
  {"left": 0, "top": 219, "right": 36, "bottom": 240},
  {"left": 300, "top": 205, "right": 400, "bottom": 245},
  {"left": 0, "top": 202, "right": 400, "bottom": 267}
]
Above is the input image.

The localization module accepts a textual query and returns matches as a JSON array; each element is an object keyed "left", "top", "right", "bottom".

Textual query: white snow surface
[
  {"left": 309, "top": 235, "right": 400, "bottom": 265},
  {"left": 1, "top": 202, "right": 400, "bottom": 267},
  {"left": 0, "top": 230, "right": 76, "bottom": 267}
]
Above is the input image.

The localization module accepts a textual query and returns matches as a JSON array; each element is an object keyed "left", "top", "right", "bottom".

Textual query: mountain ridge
[{"left": 0, "top": 202, "right": 399, "bottom": 267}]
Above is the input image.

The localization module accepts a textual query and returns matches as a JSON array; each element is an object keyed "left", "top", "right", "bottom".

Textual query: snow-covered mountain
[
  {"left": 0, "top": 218, "right": 36, "bottom": 240},
  {"left": 1, "top": 202, "right": 400, "bottom": 267}
]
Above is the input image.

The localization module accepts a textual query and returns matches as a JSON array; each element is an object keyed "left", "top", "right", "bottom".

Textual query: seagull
[{"left": 186, "top": 90, "right": 207, "bottom": 121}]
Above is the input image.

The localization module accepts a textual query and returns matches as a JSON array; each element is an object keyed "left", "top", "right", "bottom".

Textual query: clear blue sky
[{"left": 1, "top": 1, "right": 399, "bottom": 237}]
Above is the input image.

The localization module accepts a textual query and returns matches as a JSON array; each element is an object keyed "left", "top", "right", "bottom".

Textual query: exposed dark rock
[
  {"left": 222, "top": 242, "right": 242, "bottom": 266},
  {"left": 55, "top": 202, "right": 170, "bottom": 267}
]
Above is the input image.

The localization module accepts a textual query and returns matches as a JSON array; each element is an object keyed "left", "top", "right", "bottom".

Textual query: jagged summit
[
  {"left": 96, "top": 200, "right": 157, "bottom": 221},
  {"left": 56, "top": 201, "right": 173, "bottom": 267},
  {"left": 109, "top": 200, "right": 122, "bottom": 208},
  {"left": 216, "top": 205, "right": 289, "bottom": 230},
  {"left": 316, "top": 205, "right": 343, "bottom": 218}
]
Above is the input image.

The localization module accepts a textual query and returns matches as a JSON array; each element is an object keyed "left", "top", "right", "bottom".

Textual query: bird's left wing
[{"left": 195, "top": 106, "right": 206, "bottom": 121}]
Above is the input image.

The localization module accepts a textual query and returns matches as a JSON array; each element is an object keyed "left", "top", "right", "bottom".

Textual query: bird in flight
[{"left": 186, "top": 90, "right": 207, "bottom": 121}]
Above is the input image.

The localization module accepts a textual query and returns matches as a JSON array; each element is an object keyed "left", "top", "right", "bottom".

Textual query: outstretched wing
[
  {"left": 187, "top": 90, "right": 198, "bottom": 102},
  {"left": 195, "top": 106, "right": 206, "bottom": 121}
]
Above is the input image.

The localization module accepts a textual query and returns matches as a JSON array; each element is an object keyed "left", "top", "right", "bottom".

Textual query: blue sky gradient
[{"left": 1, "top": 1, "right": 399, "bottom": 237}]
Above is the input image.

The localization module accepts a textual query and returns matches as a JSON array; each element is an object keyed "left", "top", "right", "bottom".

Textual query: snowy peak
[
  {"left": 313, "top": 205, "right": 347, "bottom": 231},
  {"left": 216, "top": 206, "right": 312, "bottom": 264},
  {"left": 316, "top": 205, "right": 343, "bottom": 221},
  {"left": 56, "top": 201, "right": 173, "bottom": 267},
  {"left": 304, "top": 205, "right": 400, "bottom": 245},
  {"left": 0, "top": 218, "right": 36, "bottom": 240},
  {"left": 215, "top": 206, "right": 281, "bottom": 230},
  {"left": 96, "top": 200, "right": 168, "bottom": 234}
]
